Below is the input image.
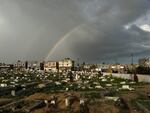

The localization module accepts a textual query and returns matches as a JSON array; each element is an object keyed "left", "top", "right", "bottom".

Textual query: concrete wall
[{"left": 103, "top": 73, "right": 150, "bottom": 83}]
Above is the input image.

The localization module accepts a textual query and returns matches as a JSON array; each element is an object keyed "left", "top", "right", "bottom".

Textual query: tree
[{"left": 136, "top": 66, "right": 150, "bottom": 75}]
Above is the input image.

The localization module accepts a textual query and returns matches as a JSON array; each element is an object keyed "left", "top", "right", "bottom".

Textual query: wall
[{"left": 103, "top": 73, "right": 150, "bottom": 83}]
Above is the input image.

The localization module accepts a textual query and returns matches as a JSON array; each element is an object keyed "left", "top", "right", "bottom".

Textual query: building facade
[
  {"left": 139, "top": 58, "right": 150, "bottom": 67},
  {"left": 44, "top": 61, "right": 59, "bottom": 72},
  {"left": 58, "top": 58, "right": 74, "bottom": 71}
]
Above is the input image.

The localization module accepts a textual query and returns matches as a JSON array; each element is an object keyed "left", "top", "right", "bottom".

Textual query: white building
[{"left": 58, "top": 58, "right": 74, "bottom": 71}]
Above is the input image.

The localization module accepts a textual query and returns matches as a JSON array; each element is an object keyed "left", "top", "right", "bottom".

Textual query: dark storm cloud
[
  {"left": 0, "top": 0, "right": 150, "bottom": 63},
  {"left": 49, "top": 0, "right": 150, "bottom": 63},
  {"left": 0, "top": 0, "right": 85, "bottom": 62}
]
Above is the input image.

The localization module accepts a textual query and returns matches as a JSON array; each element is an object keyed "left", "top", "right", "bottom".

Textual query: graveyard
[{"left": 0, "top": 70, "right": 150, "bottom": 113}]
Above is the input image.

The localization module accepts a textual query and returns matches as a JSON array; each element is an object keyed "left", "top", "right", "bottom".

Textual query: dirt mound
[
  {"left": 27, "top": 92, "right": 80, "bottom": 113},
  {"left": 25, "top": 93, "right": 51, "bottom": 101}
]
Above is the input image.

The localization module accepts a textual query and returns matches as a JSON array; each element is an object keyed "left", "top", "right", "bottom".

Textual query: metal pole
[
  {"left": 131, "top": 53, "right": 134, "bottom": 80},
  {"left": 131, "top": 53, "right": 133, "bottom": 66},
  {"left": 77, "top": 58, "right": 79, "bottom": 66}
]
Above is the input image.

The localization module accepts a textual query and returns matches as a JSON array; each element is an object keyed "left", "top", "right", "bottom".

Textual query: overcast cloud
[{"left": 0, "top": 0, "right": 150, "bottom": 63}]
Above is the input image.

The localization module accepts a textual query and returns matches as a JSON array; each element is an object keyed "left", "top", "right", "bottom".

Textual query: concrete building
[
  {"left": 83, "top": 64, "right": 92, "bottom": 70},
  {"left": 139, "top": 58, "right": 150, "bottom": 67},
  {"left": 44, "top": 61, "right": 59, "bottom": 72},
  {"left": 0, "top": 63, "right": 10, "bottom": 70},
  {"left": 27, "top": 61, "right": 40, "bottom": 70},
  {"left": 14, "top": 60, "right": 25, "bottom": 70},
  {"left": 83, "top": 64, "right": 97, "bottom": 72},
  {"left": 58, "top": 58, "right": 74, "bottom": 71},
  {"left": 110, "top": 64, "right": 125, "bottom": 73},
  {"left": 97, "top": 64, "right": 110, "bottom": 72}
]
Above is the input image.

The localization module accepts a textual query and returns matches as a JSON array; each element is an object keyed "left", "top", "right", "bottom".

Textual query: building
[
  {"left": 83, "top": 64, "right": 92, "bottom": 70},
  {"left": 139, "top": 58, "right": 150, "bottom": 67},
  {"left": 58, "top": 58, "right": 74, "bottom": 71},
  {"left": 97, "top": 64, "right": 110, "bottom": 72},
  {"left": 40, "top": 62, "right": 45, "bottom": 70},
  {"left": 110, "top": 64, "right": 125, "bottom": 73},
  {"left": 0, "top": 63, "right": 10, "bottom": 70},
  {"left": 44, "top": 61, "right": 59, "bottom": 72},
  {"left": 14, "top": 60, "right": 25, "bottom": 70},
  {"left": 82, "top": 64, "right": 97, "bottom": 72},
  {"left": 25, "top": 61, "right": 28, "bottom": 69},
  {"left": 28, "top": 61, "right": 40, "bottom": 70}
]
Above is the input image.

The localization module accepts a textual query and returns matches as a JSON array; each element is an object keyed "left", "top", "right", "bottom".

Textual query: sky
[{"left": 0, "top": 0, "right": 150, "bottom": 64}]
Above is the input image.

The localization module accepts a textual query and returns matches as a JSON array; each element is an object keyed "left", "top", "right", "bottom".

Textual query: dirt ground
[
  {"left": 120, "top": 84, "right": 150, "bottom": 113},
  {"left": 24, "top": 84, "right": 150, "bottom": 113}
]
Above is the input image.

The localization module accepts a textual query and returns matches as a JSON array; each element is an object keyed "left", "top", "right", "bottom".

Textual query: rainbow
[{"left": 45, "top": 23, "right": 85, "bottom": 61}]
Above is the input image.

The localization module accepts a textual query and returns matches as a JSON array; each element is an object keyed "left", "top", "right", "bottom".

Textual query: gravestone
[
  {"left": 122, "top": 85, "right": 130, "bottom": 89},
  {"left": 11, "top": 90, "right": 16, "bottom": 96}
]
